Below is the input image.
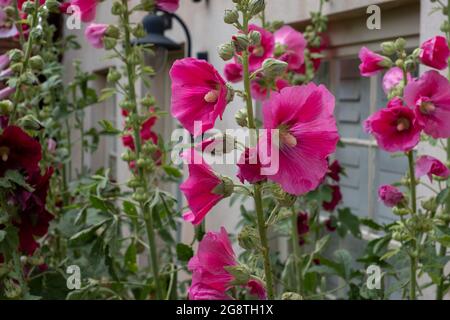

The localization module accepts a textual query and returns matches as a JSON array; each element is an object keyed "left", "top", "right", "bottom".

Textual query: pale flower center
[
  {"left": 280, "top": 131, "right": 297, "bottom": 147},
  {"left": 396, "top": 118, "right": 411, "bottom": 132},
  {"left": 0, "top": 146, "right": 10, "bottom": 162},
  {"left": 204, "top": 90, "right": 219, "bottom": 103},
  {"left": 419, "top": 101, "right": 436, "bottom": 114}
]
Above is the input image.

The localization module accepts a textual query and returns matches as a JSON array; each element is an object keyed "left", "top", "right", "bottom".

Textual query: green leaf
[
  {"left": 98, "top": 120, "right": 121, "bottom": 135},
  {"left": 314, "top": 235, "right": 330, "bottom": 254},
  {"left": 69, "top": 220, "right": 109, "bottom": 246},
  {"left": 436, "top": 189, "right": 450, "bottom": 205},
  {"left": 163, "top": 165, "right": 182, "bottom": 178},
  {"left": 124, "top": 241, "right": 138, "bottom": 273},
  {"left": 98, "top": 87, "right": 116, "bottom": 102},
  {"left": 360, "top": 218, "right": 384, "bottom": 231},
  {"left": 380, "top": 248, "right": 400, "bottom": 261},
  {"left": 176, "top": 243, "right": 194, "bottom": 262},
  {"left": 0, "top": 230, "right": 6, "bottom": 242},
  {"left": 334, "top": 249, "right": 353, "bottom": 280},
  {"left": 0, "top": 170, "right": 34, "bottom": 192},
  {"left": 338, "top": 208, "right": 361, "bottom": 238}
]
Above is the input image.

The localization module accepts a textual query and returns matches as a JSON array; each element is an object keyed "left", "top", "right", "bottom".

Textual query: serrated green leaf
[{"left": 176, "top": 243, "right": 194, "bottom": 262}]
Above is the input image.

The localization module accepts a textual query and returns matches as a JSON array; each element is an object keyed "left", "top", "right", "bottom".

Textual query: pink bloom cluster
[{"left": 188, "top": 227, "right": 266, "bottom": 300}]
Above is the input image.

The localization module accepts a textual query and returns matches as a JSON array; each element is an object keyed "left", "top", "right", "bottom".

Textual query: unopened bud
[
  {"left": 212, "top": 176, "right": 234, "bottom": 197},
  {"left": 248, "top": 0, "right": 265, "bottom": 17},
  {"left": 381, "top": 41, "right": 396, "bottom": 55},
  {"left": 8, "top": 49, "right": 24, "bottom": 63},
  {"left": 0, "top": 100, "right": 13, "bottom": 115},
  {"left": 29, "top": 55, "right": 44, "bottom": 70},
  {"left": 106, "top": 25, "right": 120, "bottom": 39},
  {"left": 18, "top": 115, "right": 44, "bottom": 131},
  {"left": 262, "top": 58, "right": 288, "bottom": 78},
  {"left": 235, "top": 108, "right": 248, "bottom": 127},
  {"left": 238, "top": 225, "right": 259, "bottom": 250},
  {"left": 224, "top": 9, "right": 239, "bottom": 24},
  {"left": 249, "top": 30, "right": 261, "bottom": 46},
  {"left": 107, "top": 68, "right": 121, "bottom": 83},
  {"left": 232, "top": 34, "right": 250, "bottom": 52},
  {"left": 218, "top": 43, "right": 235, "bottom": 61}
]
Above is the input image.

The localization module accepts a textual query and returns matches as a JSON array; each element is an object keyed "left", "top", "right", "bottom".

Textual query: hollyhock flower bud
[
  {"left": 85, "top": 23, "right": 108, "bottom": 49},
  {"left": 364, "top": 102, "right": 421, "bottom": 152},
  {"left": 419, "top": 36, "right": 450, "bottom": 70},
  {"left": 17, "top": 114, "right": 43, "bottom": 131},
  {"left": 378, "top": 185, "right": 404, "bottom": 208},
  {"left": 382, "top": 67, "right": 412, "bottom": 94},
  {"left": 248, "top": 0, "right": 265, "bottom": 16},
  {"left": 245, "top": 24, "right": 274, "bottom": 72},
  {"left": 29, "top": 55, "right": 44, "bottom": 70},
  {"left": 262, "top": 58, "right": 288, "bottom": 78},
  {"left": 238, "top": 225, "right": 259, "bottom": 250},
  {"left": 249, "top": 30, "right": 261, "bottom": 46},
  {"left": 323, "top": 185, "right": 342, "bottom": 211},
  {"left": 8, "top": 49, "right": 24, "bottom": 63},
  {"left": 0, "top": 99, "right": 13, "bottom": 115},
  {"left": 232, "top": 33, "right": 250, "bottom": 52},
  {"left": 218, "top": 43, "right": 235, "bottom": 61},
  {"left": 404, "top": 70, "right": 450, "bottom": 139},
  {"left": 358, "top": 47, "right": 392, "bottom": 77},
  {"left": 224, "top": 9, "right": 239, "bottom": 24},
  {"left": 260, "top": 84, "right": 339, "bottom": 195},
  {"left": 170, "top": 58, "right": 229, "bottom": 136},
  {"left": 235, "top": 108, "right": 248, "bottom": 127},
  {"left": 381, "top": 41, "right": 396, "bottom": 55},
  {"left": 415, "top": 155, "right": 450, "bottom": 182},
  {"left": 282, "top": 292, "right": 303, "bottom": 300}
]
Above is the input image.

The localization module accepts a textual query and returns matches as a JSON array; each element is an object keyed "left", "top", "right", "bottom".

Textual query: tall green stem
[
  {"left": 407, "top": 150, "right": 418, "bottom": 300},
  {"left": 121, "top": 0, "right": 162, "bottom": 299},
  {"left": 290, "top": 207, "right": 303, "bottom": 295},
  {"left": 437, "top": 1, "right": 450, "bottom": 300},
  {"left": 242, "top": 12, "right": 275, "bottom": 299}
]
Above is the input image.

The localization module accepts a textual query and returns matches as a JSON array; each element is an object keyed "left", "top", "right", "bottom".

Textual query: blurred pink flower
[
  {"left": 382, "top": 67, "right": 412, "bottom": 94},
  {"left": 180, "top": 149, "right": 223, "bottom": 225},
  {"left": 237, "top": 147, "right": 266, "bottom": 184},
  {"left": 250, "top": 77, "right": 289, "bottom": 101},
  {"left": 415, "top": 155, "right": 450, "bottom": 182},
  {"left": 419, "top": 36, "right": 450, "bottom": 70},
  {"left": 404, "top": 70, "right": 450, "bottom": 139},
  {"left": 261, "top": 84, "right": 339, "bottom": 195},
  {"left": 0, "top": 9, "right": 18, "bottom": 39},
  {"left": 224, "top": 62, "right": 243, "bottom": 83},
  {"left": 274, "top": 25, "right": 307, "bottom": 70},
  {"left": 62, "top": 0, "right": 98, "bottom": 23},
  {"left": 246, "top": 24, "right": 274, "bottom": 72},
  {"left": 170, "top": 58, "right": 228, "bottom": 136},
  {"left": 156, "top": 0, "right": 179, "bottom": 13},
  {"left": 378, "top": 185, "right": 404, "bottom": 207},
  {"left": 364, "top": 102, "right": 421, "bottom": 152},
  {"left": 85, "top": 23, "right": 108, "bottom": 49},
  {"left": 358, "top": 47, "right": 388, "bottom": 77}
]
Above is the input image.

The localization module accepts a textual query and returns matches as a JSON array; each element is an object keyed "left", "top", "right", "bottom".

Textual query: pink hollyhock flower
[
  {"left": 0, "top": 9, "right": 18, "bottom": 39},
  {"left": 0, "top": 53, "right": 9, "bottom": 71},
  {"left": 261, "top": 84, "right": 339, "bottom": 195},
  {"left": 237, "top": 147, "right": 266, "bottom": 184},
  {"left": 246, "top": 24, "right": 274, "bottom": 72},
  {"left": 251, "top": 77, "right": 289, "bottom": 101},
  {"left": 274, "top": 25, "right": 307, "bottom": 70},
  {"left": 358, "top": 47, "right": 389, "bottom": 77},
  {"left": 382, "top": 67, "right": 412, "bottom": 94},
  {"left": 419, "top": 36, "right": 450, "bottom": 70},
  {"left": 180, "top": 149, "right": 225, "bottom": 225},
  {"left": 386, "top": 96, "right": 405, "bottom": 109},
  {"left": 378, "top": 185, "right": 404, "bottom": 207},
  {"left": 85, "top": 23, "right": 108, "bottom": 49},
  {"left": 364, "top": 102, "right": 421, "bottom": 152},
  {"left": 0, "top": 86, "right": 14, "bottom": 100},
  {"left": 170, "top": 58, "right": 229, "bottom": 136},
  {"left": 155, "top": 0, "right": 179, "bottom": 13},
  {"left": 188, "top": 227, "right": 266, "bottom": 300},
  {"left": 61, "top": 0, "right": 98, "bottom": 23},
  {"left": 224, "top": 62, "right": 243, "bottom": 83},
  {"left": 415, "top": 155, "right": 450, "bottom": 182},
  {"left": 404, "top": 70, "right": 450, "bottom": 139},
  {"left": 322, "top": 185, "right": 342, "bottom": 211}
]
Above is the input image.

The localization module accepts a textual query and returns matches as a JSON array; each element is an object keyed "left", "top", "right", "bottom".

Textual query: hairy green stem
[
  {"left": 121, "top": 0, "right": 162, "bottom": 299},
  {"left": 407, "top": 150, "right": 418, "bottom": 300},
  {"left": 241, "top": 12, "right": 275, "bottom": 299},
  {"left": 290, "top": 207, "right": 303, "bottom": 295}
]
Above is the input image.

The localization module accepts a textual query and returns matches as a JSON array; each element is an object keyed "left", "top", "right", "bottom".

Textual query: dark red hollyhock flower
[
  {"left": 0, "top": 126, "right": 42, "bottom": 177},
  {"left": 297, "top": 212, "right": 309, "bottom": 246},
  {"left": 325, "top": 217, "right": 337, "bottom": 232},
  {"left": 327, "top": 159, "right": 343, "bottom": 182},
  {"left": 313, "top": 258, "right": 321, "bottom": 265},
  {"left": 322, "top": 185, "right": 342, "bottom": 212},
  {"left": 13, "top": 168, "right": 54, "bottom": 256}
]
